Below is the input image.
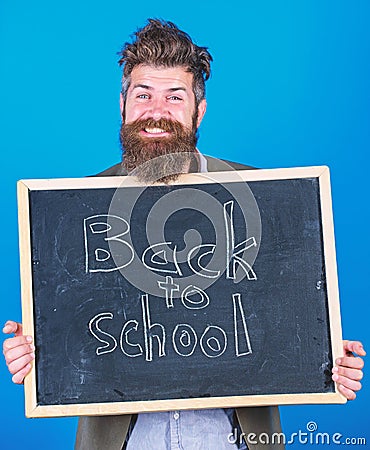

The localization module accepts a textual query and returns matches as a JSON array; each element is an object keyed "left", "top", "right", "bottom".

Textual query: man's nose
[
  {"left": 152, "top": 110, "right": 162, "bottom": 121},
  {"left": 150, "top": 98, "right": 169, "bottom": 121}
]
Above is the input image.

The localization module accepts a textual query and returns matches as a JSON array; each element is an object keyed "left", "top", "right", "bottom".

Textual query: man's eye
[
  {"left": 137, "top": 94, "right": 149, "bottom": 99},
  {"left": 168, "top": 95, "right": 182, "bottom": 101}
]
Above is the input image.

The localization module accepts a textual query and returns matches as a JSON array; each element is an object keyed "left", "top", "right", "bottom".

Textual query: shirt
[{"left": 126, "top": 409, "right": 240, "bottom": 450}]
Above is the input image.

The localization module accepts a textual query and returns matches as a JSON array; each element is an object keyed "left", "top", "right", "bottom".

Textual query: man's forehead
[{"left": 128, "top": 65, "right": 193, "bottom": 91}]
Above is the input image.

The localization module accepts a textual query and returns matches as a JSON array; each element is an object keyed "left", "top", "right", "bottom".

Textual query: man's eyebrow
[
  {"left": 168, "top": 87, "right": 187, "bottom": 92},
  {"left": 132, "top": 83, "right": 153, "bottom": 90},
  {"left": 131, "top": 84, "right": 187, "bottom": 93}
]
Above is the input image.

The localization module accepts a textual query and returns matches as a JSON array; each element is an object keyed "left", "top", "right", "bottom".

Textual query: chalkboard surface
[{"left": 17, "top": 167, "right": 345, "bottom": 417}]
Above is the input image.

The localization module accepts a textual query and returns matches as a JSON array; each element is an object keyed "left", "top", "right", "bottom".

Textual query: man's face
[
  {"left": 119, "top": 65, "right": 207, "bottom": 183},
  {"left": 122, "top": 65, "right": 206, "bottom": 130}
]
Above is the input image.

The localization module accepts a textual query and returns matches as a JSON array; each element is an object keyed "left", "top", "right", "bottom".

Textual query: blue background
[{"left": 1, "top": 1, "right": 369, "bottom": 448}]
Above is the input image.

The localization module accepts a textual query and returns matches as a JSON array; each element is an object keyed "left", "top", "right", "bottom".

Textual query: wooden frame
[{"left": 17, "top": 166, "right": 346, "bottom": 418}]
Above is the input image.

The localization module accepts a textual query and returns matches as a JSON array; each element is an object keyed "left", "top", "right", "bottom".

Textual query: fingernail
[
  {"left": 332, "top": 374, "right": 339, "bottom": 381},
  {"left": 26, "top": 336, "right": 33, "bottom": 343},
  {"left": 336, "top": 358, "right": 341, "bottom": 365},
  {"left": 332, "top": 366, "right": 338, "bottom": 373},
  {"left": 30, "top": 352, "right": 35, "bottom": 359}
]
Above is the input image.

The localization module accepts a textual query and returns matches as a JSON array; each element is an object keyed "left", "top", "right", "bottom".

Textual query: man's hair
[{"left": 118, "top": 18, "right": 213, "bottom": 105}]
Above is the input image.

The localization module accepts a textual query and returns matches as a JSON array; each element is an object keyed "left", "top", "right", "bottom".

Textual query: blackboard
[{"left": 17, "top": 166, "right": 345, "bottom": 418}]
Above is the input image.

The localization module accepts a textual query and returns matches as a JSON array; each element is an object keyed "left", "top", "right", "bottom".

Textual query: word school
[{"left": 89, "top": 292, "right": 252, "bottom": 361}]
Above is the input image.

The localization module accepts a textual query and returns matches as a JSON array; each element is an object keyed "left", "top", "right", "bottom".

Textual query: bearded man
[{"left": 3, "top": 19, "right": 365, "bottom": 450}]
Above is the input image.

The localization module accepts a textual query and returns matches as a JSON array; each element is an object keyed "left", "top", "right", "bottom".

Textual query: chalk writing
[
  {"left": 84, "top": 215, "right": 134, "bottom": 273},
  {"left": 158, "top": 276, "right": 180, "bottom": 308},
  {"left": 224, "top": 201, "right": 258, "bottom": 281},
  {"left": 181, "top": 285, "right": 210, "bottom": 310},
  {"left": 84, "top": 201, "right": 257, "bottom": 280},
  {"left": 84, "top": 200, "right": 257, "bottom": 362},
  {"left": 89, "top": 312, "right": 117, "bottom": 355},
  {"left": 88, "top": 293, "right": 253, "bottom": 360}
]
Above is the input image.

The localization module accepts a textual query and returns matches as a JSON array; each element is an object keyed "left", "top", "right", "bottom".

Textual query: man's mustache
[{"left": 123, "top": 118, "right": 192, "bottom": 136}]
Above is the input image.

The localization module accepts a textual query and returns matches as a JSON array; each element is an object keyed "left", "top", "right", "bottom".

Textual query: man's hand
[
  {"left": 2, "top": 320, "right": 34, "bottom": 384},
  {"left": 332, "top": 340, "right": 365, "bottom": 400}
]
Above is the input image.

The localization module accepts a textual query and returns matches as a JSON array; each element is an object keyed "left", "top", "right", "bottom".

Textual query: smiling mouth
[
  {"left": 141, "top": 127, "right": 171, "bottom": 138},
  {"left": 143, "top": 127, "right": 169, "bottom": 135}
]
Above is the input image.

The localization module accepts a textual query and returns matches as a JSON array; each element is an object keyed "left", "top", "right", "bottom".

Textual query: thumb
[
  {"left": 3, "top": 321, "right": 23, "bottom": 337},
  {"left": 343, "top": 340, "right": 366, "bottom": 357}
]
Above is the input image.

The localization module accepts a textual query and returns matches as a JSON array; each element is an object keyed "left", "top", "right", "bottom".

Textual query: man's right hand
[{"left": 2, "top": 321, "right": 34, "bottom": 384}]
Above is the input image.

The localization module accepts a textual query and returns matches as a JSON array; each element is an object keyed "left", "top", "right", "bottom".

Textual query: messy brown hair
[{"left": 118, "top": 19, "right": 213, "bottom": 106}]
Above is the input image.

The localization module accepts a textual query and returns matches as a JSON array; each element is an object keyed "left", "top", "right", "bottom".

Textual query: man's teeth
[{"left": 144, "top": 127, "right": 167, "bottom": 134}]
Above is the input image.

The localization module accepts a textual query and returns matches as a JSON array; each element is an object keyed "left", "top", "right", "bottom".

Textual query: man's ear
[
  {"left": 120, "top": 92, "right": 125, "bottom": 119},
  {"left": 196, "top": 99, "right": 207, "bottom": 128}
]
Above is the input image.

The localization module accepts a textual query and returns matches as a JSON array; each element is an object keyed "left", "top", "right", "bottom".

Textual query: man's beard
[{"left": 120, "top": 118, "right": 199, "bottom": 183}]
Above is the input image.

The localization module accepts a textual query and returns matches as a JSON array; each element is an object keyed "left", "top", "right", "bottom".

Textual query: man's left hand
[{"left": 332, "top": 340, "right": 365, "bottom": 400}]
